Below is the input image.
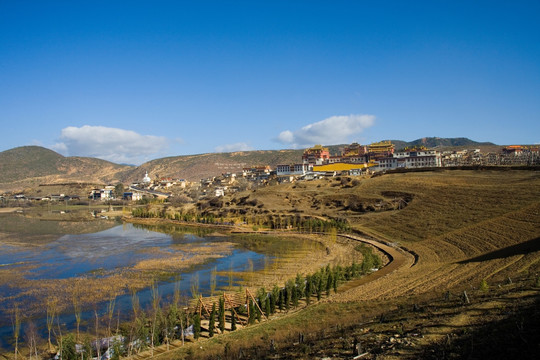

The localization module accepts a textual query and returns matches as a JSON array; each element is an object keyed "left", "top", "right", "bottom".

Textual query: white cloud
[
  {"left": 215, "top": 142, "right": 254, "bottom": 153},
  {"left": 275, "top": 114, "right": 375, "bottom": 147},
  {"left": 277, "top": 130, "right": 294, "bottom": 144},
  {"left": 51, "top": 125, "right": 169, "bottom": 165}
]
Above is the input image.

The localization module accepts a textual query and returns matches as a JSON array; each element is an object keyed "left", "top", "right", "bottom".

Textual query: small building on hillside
[
  {"left": 302, "top": 145, "right": 330, "bottom": 165},
  {"left": 142, "top": 171, "right": 152, "bottom": 185},
  {"left": 123, "top": 192, "right": 143, "bottom": 201},
  {"left": 215, "top": 187, "right": 225, "bottom": 197},
  {"left": 276, "top": 163, "right": 310, "bottom": 176},
  {"left": 242, "top": 166, "right": 272, "bottom": 180},
  {"left": 374, "top": 147, "right": 442, "bottom": 171}
]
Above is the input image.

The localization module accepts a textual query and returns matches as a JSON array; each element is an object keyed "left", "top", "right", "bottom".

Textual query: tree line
[
  {"left": 131, "top": 206, "right": 351, "bottom": 233},
  {"left": 15, "top": 244, "right": 380, "bottom": 359}
]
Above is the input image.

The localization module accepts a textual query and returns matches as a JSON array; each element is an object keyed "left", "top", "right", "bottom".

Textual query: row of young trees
[
  {"left": 12, "top": 242, "right": 380, "bottom": 360},
  {"left": 131, "top": 206, "right": 222, "bottom": 225},
  {"left": 191, "top": 248, "right": 382, "bottom": 339},
  {"left": 242, "top": 214, "right": 351, "bottom": 233}
]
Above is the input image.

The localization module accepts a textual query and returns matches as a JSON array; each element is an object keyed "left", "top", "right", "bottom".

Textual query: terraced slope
[
  {"left": 340, "top": 170, "right": 540, "bottom": 301},
  {"left": 207, "top": 169, "right": 540, "bottom": 300}
]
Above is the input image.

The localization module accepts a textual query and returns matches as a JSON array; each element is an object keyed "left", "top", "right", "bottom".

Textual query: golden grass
[{"left": 198, "top": 170, "right": 540, "bottom": 302}]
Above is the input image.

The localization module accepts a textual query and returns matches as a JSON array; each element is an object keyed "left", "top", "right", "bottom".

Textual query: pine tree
[
  {"left": 209, "top": 303, "right": 216, "bottom": 337},
  {"left": 272, "top": 285, "right": 279, "bottom": 313},
  {"left": 269, "top": 292, "right": 276, "bottom": 314},
  {"left": 333, "top": 269, "right": 338, "bottom": 294},
  {"left": 284, "top": 287, "right": 290, "bottom": 310},
  {"left": 305, "top": 274, "right": 312, "bottom": 305},
  {"left": 248, "top": 300, "right": 255, "bottom": 325},
  {"left": 265, "top": 296, "right": 271, "bottom": 317},
  {"left": 292, "top": 285, "right": 299, "bottom": 307},
  {"left": 193, "top": 313, "right": 201, "bottom": 340},
  {"left": 231, "top": 310, "right": 237, "bottom": 331},
  {"left": 218, "top": 296, "right": 225, "bottom": 333},
  {"left": 326, "top": 271, "right": 333, "bottom": 297},
  {"left": 317, "top": 276, "right": 323, "bottom": 301},
  {"left": 256, "top": 307, "right": 262, "bottom": 322},
  {"left": 295, "top": 273, "right": 305, "bottom": 302}
]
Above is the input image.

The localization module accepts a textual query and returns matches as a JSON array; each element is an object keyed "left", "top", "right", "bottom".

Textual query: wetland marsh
[{"left": 0, "top": 209, "right": 326, "bottom": 349}]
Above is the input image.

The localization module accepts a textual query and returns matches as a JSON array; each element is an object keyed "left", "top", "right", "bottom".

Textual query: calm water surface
[{"left": 0, "top": 213, "right": 276, "bottom": 348}]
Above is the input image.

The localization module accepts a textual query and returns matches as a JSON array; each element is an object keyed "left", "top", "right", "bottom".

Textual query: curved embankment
[
  {"left": 125, "top": 218, "right": 418, "bottom": 303},
  {"left": 127, "top": 231, "right": 418, "bottom": 360},
  {"left": 331, "top": 234, "right": 416, "bottom": 301}
]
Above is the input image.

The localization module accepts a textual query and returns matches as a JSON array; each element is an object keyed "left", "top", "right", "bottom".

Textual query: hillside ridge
[{"left": 0, "top": 137, "right": 500, "bottom": 190}]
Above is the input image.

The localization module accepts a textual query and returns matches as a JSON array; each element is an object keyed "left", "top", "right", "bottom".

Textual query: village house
[
  {"left": 276, "top": 163, "right": 310, "bottom": 176},
  {"left": 158, "top": 178, "right": 175, "bottom": 188},
  {"left": 88, "top": 186, "right": 116, "bottom": 201},
  {"left": 242, "top": 166, "right": 272, "bottom": 181},
  {"left": 374, "top": 147, "right": 442, "bottom": 171},
  {"left": 215, "top": 187, "right": 226, "bottom": 197},
  {"left": 123, "top": 191, "right": 143, "bottom": 201}
]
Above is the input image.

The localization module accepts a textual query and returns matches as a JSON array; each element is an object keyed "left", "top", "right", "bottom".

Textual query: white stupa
[{"left": 143, "top": 171, "right": 151, "bottom": 184}]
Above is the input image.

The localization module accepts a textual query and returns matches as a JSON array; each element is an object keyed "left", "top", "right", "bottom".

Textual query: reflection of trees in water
[
  {"left": 231, "top": 234, "right": 324, "bottom": 257},
  {"left": 131, "top": 223, "right": 214, "bottom": 238},
  {"left": 0, "top": 212, "right": 117, "bottom": 241}
]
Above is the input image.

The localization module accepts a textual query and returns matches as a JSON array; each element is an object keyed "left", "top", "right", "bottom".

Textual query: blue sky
[{"left": 1, "top": 1, "right": 539, "bottom": 164}]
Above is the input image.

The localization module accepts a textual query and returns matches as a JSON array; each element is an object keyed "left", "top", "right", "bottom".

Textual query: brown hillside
[
  {"left": 201, "top": 169, "right": 540, "bottom": 298},
  {"left": 0, "top": 146, "right": 133, "bottom": 192},
  {"left": 120, "top": 149, "right": 303, "bottom": 183}
]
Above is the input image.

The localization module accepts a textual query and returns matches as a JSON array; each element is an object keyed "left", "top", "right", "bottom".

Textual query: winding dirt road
[{"left": 330, "top": 234, "right": 417, "bottom": 302}]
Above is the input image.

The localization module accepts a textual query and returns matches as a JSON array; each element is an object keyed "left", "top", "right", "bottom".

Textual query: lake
[{"left": 0, "top": 210, "right": 309, "bottom": 349}]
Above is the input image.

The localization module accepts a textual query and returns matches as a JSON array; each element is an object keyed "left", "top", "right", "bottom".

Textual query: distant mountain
[
  {"left": 400, "top": 137, "right": 496, "bottom": 149},
  {"left": 0, "top": 146, "right": 132, "bottom": 191},
  {"left": 0, "top": 137, "right": 503, "bottom": 191}
]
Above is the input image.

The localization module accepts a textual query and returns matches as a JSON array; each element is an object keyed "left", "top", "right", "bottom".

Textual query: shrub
[
  {"left": 60, "top": 333, "right": 77, "bottom": 360},
  {"left": 480, "top": 279, "right": 489, "bottom": 292}
]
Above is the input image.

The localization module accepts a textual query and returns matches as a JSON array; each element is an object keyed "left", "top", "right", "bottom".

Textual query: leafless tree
[
  {"left": 106, "top": 291, "right": 117, "bottom": 352},
  {"left": 94, "top": 310, "right": 101, "bottom": 360},
  {"left": 24, "top": 321, "right": 39, "bottom": 359},
  {"left": 173, "top": 275, "right": 185, "bottom": 346},
  {"left": 46, "top": 298, "right": 58, "bottom": 352},
  {"left": 150, "top": 281, "right": 160, "bottom": 357},
  {"left": 71, "top": 280, "right": 82, "bottom": 342},
  {"left": 190, "top": 272, "right": 200, "bottom": 299},
  {"left": 128, "top": 287, "right": 140, "bottom": 357},
  {"left": 10, "top": 303, "right": 21, "bottom": 360},
  {"left": 210, "top": 266, "right": 217, "bottom": 296}
]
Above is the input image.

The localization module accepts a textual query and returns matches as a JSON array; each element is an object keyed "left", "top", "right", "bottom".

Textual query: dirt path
[
  {"left": 0, "top": 207, "right": 22, "bottom": 213},
  {"left": 330, "top": 234, "right": 416, "bottom": 302}
]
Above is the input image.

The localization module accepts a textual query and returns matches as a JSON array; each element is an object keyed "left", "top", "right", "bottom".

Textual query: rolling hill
[
  {"left": 0, "top": 137, "right": 501, "bottom": 191},
  {"left": 0, "top": 146, "right": 133, "bottom": 192},
  {"left": 122, "top": 149, "right": 303, "bottom": 183}
]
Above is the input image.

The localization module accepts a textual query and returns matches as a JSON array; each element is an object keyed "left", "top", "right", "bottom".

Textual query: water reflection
[{"left": 0, "top": 216, "right": 278, "bottom": 349}]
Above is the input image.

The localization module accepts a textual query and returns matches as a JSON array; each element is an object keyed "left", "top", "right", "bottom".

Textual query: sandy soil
[{"left": 0, "top": 207, "right": 22, "bottom": 213}]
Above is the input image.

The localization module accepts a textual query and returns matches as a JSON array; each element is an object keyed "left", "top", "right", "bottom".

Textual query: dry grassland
[
  {"left": 219, "top": 170, "right": 540, "bottom": 300},
  {"left": 159, "top": 169, "right": 540, "bottom": 359}
]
